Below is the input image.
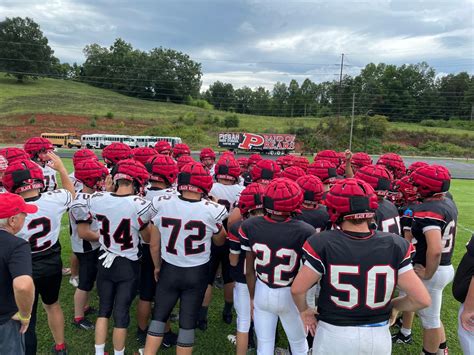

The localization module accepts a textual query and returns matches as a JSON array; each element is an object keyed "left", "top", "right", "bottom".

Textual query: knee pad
[
  {"left": 418, "top": 313, "right": 441, "bottom": 329},
  {"left": 236, "top": 316, "right": 251, "bottom": 333},
  {"left": 98, "top": 305, "right": 113, "bottom": 319},
  {"left": 113, "top": 306, "right": 131, "bottom": 328},
  {"left": 148, "top": 320, "right": 166, "bottom": 337},
  {"left": 177, "top": 328, "right": 195, "bottom": 347}
]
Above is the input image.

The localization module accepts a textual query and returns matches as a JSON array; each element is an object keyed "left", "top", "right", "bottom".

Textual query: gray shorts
[{"left": 0, "top": 319, "right": 25, "bottom": 355}]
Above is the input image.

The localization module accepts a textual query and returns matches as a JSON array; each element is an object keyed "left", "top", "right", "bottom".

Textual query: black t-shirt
[
  {"left": 0, "top": 230, "right": 33, "bottom": 325},
  {"left": 303, "top": 229, "right": 414, "bottom": 327},
  {"left": 228, "top": 220, "right": 246, "bottom": 284},
  {"left": 453, "top": 235, "right": 474, "bottom": 304},
  {"left": 295, "top": 205, "right": 330, "bottom": 232},
  {"left": 375, "top": 199, "right": 401, "bottom": 236},
  {"left": 411, "top": 198, "right": 458, "bottom": 266},
  {"left": 239, "top": 215, "right": 315, "bottom": 288}
]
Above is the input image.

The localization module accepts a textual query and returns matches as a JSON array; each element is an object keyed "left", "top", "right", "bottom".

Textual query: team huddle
[{"left": 0, "top": 137, "right": 472, "bottom": 355}]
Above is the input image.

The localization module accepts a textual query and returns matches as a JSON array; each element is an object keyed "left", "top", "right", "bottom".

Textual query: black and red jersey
[
  {"left": 453, "top": 235, "right": 474, "bottom": 304},
  {"left": 375, "top": 199, "right": 401, "bottom": 236},
  {"left": 411, "top": 198, "right": 458, "bottom": 266},
  {"left": 239, "top": 216, "right": 315, "bottom": 288},
  {"left": 228, "top": 220, "right": 246, "bottom": 284},
  {"left": 303, "top": 229, "right": 414, "bottom": 327},
  {"left": 295, "top": 205, "right": 330, "bottom": 232}
]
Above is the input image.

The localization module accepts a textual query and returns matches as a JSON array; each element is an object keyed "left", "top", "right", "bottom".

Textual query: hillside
[{"left": 0, "top": 74, "right": 473, "bottom": 155}]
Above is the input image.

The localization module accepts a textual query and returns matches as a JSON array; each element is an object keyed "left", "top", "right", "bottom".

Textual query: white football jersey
[
  {"left": 41, "top": 165, "right": 58, "bottom": 192},
  {"left": 69, "top": 172, "right": 84, "bottom": 192},
  {"left": 18, "top": 189, "right": 72, "bottom": 254},
  {"left": 152, "top": 195, "right": 228, "bottom": 267},
  {"left": 210, "top": 183, "right": 244, "bottom": 212},
  {"left": 88, "top": 192, "right": 155, "bottom": 260},
  {"left": 69, "top": 192, "right": 100, "bottom": 253},
  {"left": 144, "top": 186, "right": 179, "bottom": 202},
  {"left": 209, "top": 164, "right": 216, "bottom": 178}
]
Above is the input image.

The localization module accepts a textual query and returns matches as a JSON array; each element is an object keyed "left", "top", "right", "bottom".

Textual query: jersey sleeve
[
  {"left": 46, "top": 189, "right": 73, "bottom": 210},
  {"left": 302, "top": 234, "right": 326, "bottom": 275},
  {"left": 228, "top": 221, "right": 242, "bottom": 255},
  {"left": 413, "top": 208, "right": 447, "bottom": 233},
  {"left": 208, "top": 200, "right": 228, "bottom": 234},
  {"left": 134, "top": 197, "right": 154, "bottom": 228},
  {"left": 70, "top": 196, "right": 92, "bottom": 224},
  {"left": 394, "top": 236, "right": 415, "bottom": 276},
  {"left": 238, "top": 220, "right": 251, "bottom": 252}
]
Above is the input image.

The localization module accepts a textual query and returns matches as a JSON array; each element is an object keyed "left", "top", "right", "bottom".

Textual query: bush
[
  {"left": 105, "top": 112, "right": 114, "bottom": 119},
  {"left": 185, "top": 96, "right": 214, "bottom": 110},
  {"left": 203, "top": 114, "right": 220, "bottom": 126},
  {"left": 28, "top": 115, "right": 36, "bottom": 124},
  {"left": 420, "top": 119, "right": 437, "bottom": 127},
  {"left": 90, "top": 118, "right": 97, "bottom": 128},
  {"left": 223, "top": 114, "right": 239, "bottom": 128},
  {"left": 118, "top": 121, "right": 125, "bottom": 128},
  {"left": 92, "top": 114, "right": 99, "bottom": 120}
]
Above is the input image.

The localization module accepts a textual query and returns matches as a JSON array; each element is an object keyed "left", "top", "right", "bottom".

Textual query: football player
[
  {"left": 198, "top": 155, "right": 244, "bottom": 330},
  {"left": 102, "top": 142, "right": 132, "bottom": 169},
  {"left": 247, "top": 154, "right": 262, "bottom": 171},
  {"left": 155, "top": 141, "right": 172, "bottom": 156},
  {"left": 406, "top": 161, "right": 429, "bottom": 175},
  {"left": 452, "top": 234, "right": 474, "bottom": 354},
  {"left": 281, "top": 166, "right": 305, "bottom": 181},
  {"left": 0, "top": 154, "right": 8, "bottom": 193},
  {"left": 24, "top": 137, "right": 58, "bottom": 191},
  {"left": 399, "top": 165, "right": 457, "bottom": 355},
  {"left": 3, "top": 153, "right": 75, "bottom": 355},
  {"left": 355, "top": 164, "right": 401, "bottom": 235},
  {"left": 145, "top": 162, "right": 228, "bottom": 354},
  {"left": 236, "top": 157, "right": 251, "bottom": 186},
  {"left": 307, "top": 160, "right": 339, "bottom": 192},
  {"left": 240, "top": 178, "right": 315, "bottom": 355},
  {"left": 0, "top": 147, "right": 30, "bottom": 164},
  {"left": 89, "top": 159, "right": 155, "bottom": 355},
  {"left": 314, "top": 149, "right": 341, "bottom": 167},
  {"left": 350, "top": 152, "right": 373, "bottom": 173},
  {"left": 376, "top": 153, "right": 406, "bottom": 179},
  {"left": 227, "top": 183, "right": 264, "bottom": 354},
  {"left": 295, "top": 175, "right": 329, "bottom": 232},
  {"left": 200, "top": 148, "right": 216, "bottom": 176},
  {"left": 291, "top": 178, "right": 431, "bottom": 355},
  {"left": 132, "top": 147, "right": 158, "bottom": 166},
  {"left": 69, "top": 159, "right": 109, "bottom": 330},
  {"left": 293, "top": 156, "right": 310, "bottom": 172},
  {"left": 177, "top": 155, "right": 195, "bottom": 171},
  {"left": 136, "top": 154, "right": 179, "bottom": 348},
  {"left": 172, "top": 143, "right": 191, "bottom": 160}
]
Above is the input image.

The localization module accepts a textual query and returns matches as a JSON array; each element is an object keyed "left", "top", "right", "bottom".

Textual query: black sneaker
[
  {"left": 72, "top": 318, "right": 95, "bottom": 330},
  {"left": 197, "top": 318, "right": 208, "bottom": 331},
  {"left": 162, "top": 330, "right": 178, "bottom": 349},
  {"left": 169, "top": 313, "right": 179, "bottom": 322},
  {"left": 391, "top": 317, "right": 403, "bottom": 329},
  {"left": 51, "top": 345, "right": 68, "bottom": 354},
  {"left": 222, "top": 310, "right": 233, "bottom": 324},
  {"left": 391, "top": 331, "right": 413, "bottom": 344},
  {"left": 136, "top": 327, "right": 147, "bottom": 347}
]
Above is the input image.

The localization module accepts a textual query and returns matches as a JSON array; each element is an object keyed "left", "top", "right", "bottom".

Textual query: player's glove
[{"left": 98, "top": 250, "right": 118, "bottom": 268}]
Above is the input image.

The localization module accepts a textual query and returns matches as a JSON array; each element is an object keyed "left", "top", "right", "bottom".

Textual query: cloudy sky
[{"left": 1, "top": 0, "right": 473, "bottom": 90}]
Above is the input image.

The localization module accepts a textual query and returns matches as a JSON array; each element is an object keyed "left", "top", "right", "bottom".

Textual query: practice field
[{"left": 33, "top": 159, "right": 474, "bottom": 354}]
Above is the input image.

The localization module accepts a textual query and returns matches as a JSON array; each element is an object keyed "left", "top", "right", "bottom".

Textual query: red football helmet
[
  {"left": 74, "top": 159, "right": 109, "bottom": 190},
  {"left": 407, "top": 161, "right": 429, "bottom": 175},
  {"left": 409, "top": 164, "right": 451, "bottom": 198},
  {"left": 172, "top": 143, "right": 191, "bottom": 159},
  {"left": 132, "top": 147, "right": 158, "bottom": 165},
  {"left": 0, "top": 155, "right": 8, "bottom": 173},
  {"left": 111, "top": 158, "right": 149, "bottom": 192},
  {"left": 0, "top": 147, "right": 30, "bottom": 164},
  {"left": 102, "top": 143, "right": 132, "bottom": 167},
  {"left": 238, "top": 182, "right": 265, "bottom": 216},
  {"left": 336, "top": 163, "right": 346, "bottom": 177},
  {"left": 377, "top": 153, "right": 406, "bottom": 179},
  {"left": 200, "top": 148, "right": 216, "bottom": 161},
  {"left": 354, "top": 165, "right": 393, "bottom": 197},
  {"left": 392, "top": 176, "right": 418, "bottom": 205},
  {"left": 3, "top": 159, "right": 45, "bottom": 193},
  {"left": 72, "top": 149, "right": 97, "bottom": 169},
  {"left": 147, "top": 154, "right": 179, "bottom": 186},
  {"left": 263, "top": 178, "right": 303, "bottom": 215},
  {"left": 296, "top": 175, "right": 324, "bottom": 205},
  {"left": 281, "top": 166, "right": 306, "bottom": 181},
  {"left": 178, "top": 161, "right": 213, "bottom": 195},
  {"left": 24, "top": 137, "right": 54, "bottom": 163},
  {"left": 237, "top": 157, "right": 249, "bottom": 174},
  {"left": 307, "top": 160, "right": 338, "bottom": 184},
  {"left": 351, "top": 152, "right": 373, "bottom": 172},
  {"left": 325, "top": 178, "right": 379, "bottom": 223},
  {"left": 293, "top": 156, "right": 310, "bottom": 172},
  {"left": 314, "top": 150, "right": 341, "bottom": 166},
  {"left": 248, "top": 154, "right": 263, "bottom": 167},
  {"left": 177, "top": 155, "right": 195, "bottom": 171},
  {"left": 215, "top": 156, "right": 240, "bottom": 182},
  {"left": 155, "top": 141, "right": 172, "bottom": 155},
  {"left": 250, "top": 159, "right": 281, "bottom": 184}
]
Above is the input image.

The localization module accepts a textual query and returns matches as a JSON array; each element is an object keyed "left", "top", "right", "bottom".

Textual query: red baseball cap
[{"left": 0, "top": 193, "right": 38, "bottom": 218}]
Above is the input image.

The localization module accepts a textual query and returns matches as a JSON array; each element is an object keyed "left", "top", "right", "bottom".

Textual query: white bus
[{"left": 81, "top": 134, "right": 182, "bottom": 149}]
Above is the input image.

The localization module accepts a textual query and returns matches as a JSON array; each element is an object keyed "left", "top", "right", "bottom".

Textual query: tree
[
  {"left": 287, "top": 79, "right": 301, "bottom": 117},
  {"left": 272, "top": 82, "right": 289, "bottom": 116},
  {"left": 205, "top": 81, "right": 235, "bottom": 111},
  {"left": 0, "top": 17, "right": 55, "bottom": 82},
  {"left": 234, "top": 86, "right": 253, "bottom": 114}
]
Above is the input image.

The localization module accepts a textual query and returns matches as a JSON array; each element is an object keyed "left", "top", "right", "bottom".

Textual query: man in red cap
[{"left": 0, "top": 193, "right": 37, "bottom": 354}]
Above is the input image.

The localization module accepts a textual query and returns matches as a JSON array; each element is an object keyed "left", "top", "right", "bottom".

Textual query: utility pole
[
  {"left": 349, "top": 93, "right": 355, "bottom": 151},
  {"left": 337, "top": 53, "right": 344, "bottom": 120}
]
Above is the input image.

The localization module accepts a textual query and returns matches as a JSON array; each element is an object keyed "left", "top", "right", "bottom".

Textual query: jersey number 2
[{"left": 28, "top": 217, "right": 52, "bottom": 252}]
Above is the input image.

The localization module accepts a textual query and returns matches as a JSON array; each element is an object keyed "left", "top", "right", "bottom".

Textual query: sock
[
  {"left": 114, "top": 348, "right": 125, "bottom": 355},
  {"left": 55, "top": 343, "right": 66, "bottom": 351},
  {"left": 224, "top": 302, "right": 233, "bottom": 313},
  {"left": 199, "top": 306, "right": 208, "bottom": 320},
  {"left": 439, "top": 342, "right": 447, "bottom": 349},
  {"left": 400, "top": 327, "right": 412, "bottom": 337},
  {"left": 74, "top": 317, "right": 84, "bottom": 323},
  {"left": 95, "top": 344, "right": 105, "bottom": 355},
  {"left": 422, "top": 349, "right": 437, "bottom": 355}
]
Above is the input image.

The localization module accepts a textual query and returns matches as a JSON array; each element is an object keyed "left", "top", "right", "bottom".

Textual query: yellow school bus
[{"left": 40, "top": 133, "right": 82, "bottom": 148}]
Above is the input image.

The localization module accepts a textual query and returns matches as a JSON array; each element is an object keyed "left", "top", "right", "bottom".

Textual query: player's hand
[
  {"left": 154, "top": 267, "right": 161, "bottom": 282},
  {"left": 105, "top": 175, "right": 114, "bottom": 192},
  {"left": 11, "top": 312, "right": 30, "bottom": 334},
  {"left": 389, "top": 307, "right": 400, "bottom": 326},
  {"left": 300, "top": 308, "right": 317, "bottom": 336},
  {"left": 460, "top": 308, "right": 474, "bottom": 332},
  {"left": 413, "top": 264, "right": 427, "bottom": 280},
  {"left": 344, "top": 149, "right": 352, "bottom": 162},
  {"left": 46, "top": 152, "right": 66, "bottom": 173}
]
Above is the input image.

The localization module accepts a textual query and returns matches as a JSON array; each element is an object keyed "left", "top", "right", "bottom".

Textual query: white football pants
[{"left": 458, "top": 304, "right": 474, "bottom": 355}]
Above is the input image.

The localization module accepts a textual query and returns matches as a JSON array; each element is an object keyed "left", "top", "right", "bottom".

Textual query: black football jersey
[
  {"left": 375, "top": 199, "right": 401, "bottom": 236},
  {"left": 239, "top": 216, "right": 315, "bottom": 288},
  {"left": 452, "top": 235, "right": 474, "bottom": 304},
  {"left": 228, "top": 220, "right": 246, "bottom": 284},
  {"left": 411, "top": 198, "right": 458, "bottom": 266},
  {"left": 295, "top": 205, "right": 330, "bottom": 232},
  {"left": 303, "top": 229, "right": 414, "bottom": 326}
]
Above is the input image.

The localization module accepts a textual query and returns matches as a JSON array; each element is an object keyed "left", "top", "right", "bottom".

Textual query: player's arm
[
  {"left": 344, "top": 149, "right": 354, "bottom": 178},
  {"left": 149, "top": 224, "right": 162, "bottom": 280},
  {"left": 421, "top": 229, "right": 443, "bottom": 280},
  {"left": 227, "top": 208, "right": 242, "bottom": 228},
  {"left": 46, "top": 152, "right": 75, "bottom": 198},
  {"left": 77, "top": 222, "right": 99, "bottom": 242},
  {"left": 392, "top": 269, "right": 431, "bottom": 311},
  {"left": 245, "top": 251, "right": 257, "bottom": 300},
  {"left": 140, "top": 223, "right": 154, "bottom": 244},
  {"left": 461, "top": 276, "right": 474, "bottom": 332},
  {"left": 291, "top": 265, "right": 321, "bottom": 312},
  {"left": 212, "top": 226, "right": 227, "bottom": 246}
]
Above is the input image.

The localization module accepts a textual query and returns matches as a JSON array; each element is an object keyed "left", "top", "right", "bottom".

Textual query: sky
[{"left": 1, "top": 0, "right": 473, "bottom": 90}]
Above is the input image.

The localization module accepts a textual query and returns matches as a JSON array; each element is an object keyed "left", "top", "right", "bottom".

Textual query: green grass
[
  {"left": 31, "top": 158, "right": 473, "bottom": 354},
  {"left": 392, "top": 122, "right": 474, "bottom": 138}
]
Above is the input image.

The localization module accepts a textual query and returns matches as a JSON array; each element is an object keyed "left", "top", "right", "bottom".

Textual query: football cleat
[{"left": 72, "top": 318, "right": 95, "bottom": 330}]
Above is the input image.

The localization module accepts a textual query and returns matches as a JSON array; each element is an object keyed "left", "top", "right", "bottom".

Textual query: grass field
[{"left": 30, "top": 158, "right": 474, "bottom": 354}]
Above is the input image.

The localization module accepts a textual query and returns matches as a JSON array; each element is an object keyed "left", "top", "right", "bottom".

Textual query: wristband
[{"left": 16, "top": 312, "right": 31, "bottom": 321}]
